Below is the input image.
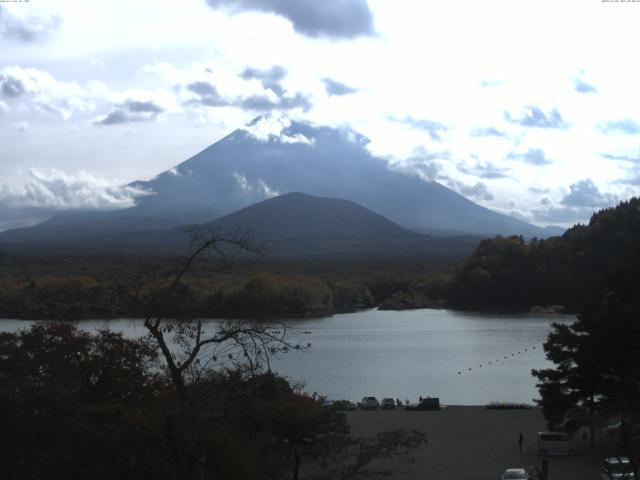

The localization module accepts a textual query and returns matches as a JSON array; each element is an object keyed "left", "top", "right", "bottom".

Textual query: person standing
[
  {"left": 541, "top": 458, "right": 549, "bottom": 480},
  {"left": 518, "top": 432, "right": 524, "bottom": 453}
]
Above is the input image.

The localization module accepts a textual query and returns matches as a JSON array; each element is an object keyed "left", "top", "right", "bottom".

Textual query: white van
[{"left": 537, "top": 432, "right": 576, "bottom": 456}]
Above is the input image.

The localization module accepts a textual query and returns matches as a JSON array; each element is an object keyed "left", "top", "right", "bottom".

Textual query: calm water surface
[{"left": 1, "top": 308, "right": 572, "bottom": 405}]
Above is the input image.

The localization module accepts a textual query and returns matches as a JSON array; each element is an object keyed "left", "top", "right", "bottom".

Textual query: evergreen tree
[{"left": 532, "top": 246, "right": 640, "bottom": 448}]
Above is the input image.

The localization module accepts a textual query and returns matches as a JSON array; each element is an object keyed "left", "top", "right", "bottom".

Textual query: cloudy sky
[{"left": 1, "top": 0, "right": 640, "bottom": 231}]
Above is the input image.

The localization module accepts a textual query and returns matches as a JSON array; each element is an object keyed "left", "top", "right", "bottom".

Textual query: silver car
[
  {"left": 360, "top": 396, "right": 379, "bottom": 410},
  {"left": 500, "top": 468, "right": 529, "bottom": 480}
]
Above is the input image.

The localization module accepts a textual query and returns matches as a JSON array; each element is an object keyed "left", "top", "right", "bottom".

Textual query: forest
[
  {"left": 448, "top": 198, "right": 640, "bottom": 312},
  {"left": 1, "top": 198, "right": 640, "bottom": 319},
  {"left": 0, "top": 253, "right": 451, "bottom": 320}
]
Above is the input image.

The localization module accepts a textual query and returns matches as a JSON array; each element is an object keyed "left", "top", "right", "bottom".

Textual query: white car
[
  {"left": 360, "top": 396, "right": 379, "bottom": 410},
  {"left": 500, "top": 468, "right": 529, "bottom": 480},
  {"left": 536, "top": 431, "right": 575, "bottom": 456},
  {"left": 601, "top": 457, "right": 636, "bottom": 480}
]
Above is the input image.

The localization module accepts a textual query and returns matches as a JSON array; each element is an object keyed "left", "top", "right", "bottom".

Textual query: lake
[{"left": 0, "top": 308, "right": 572, "bottom": 405}]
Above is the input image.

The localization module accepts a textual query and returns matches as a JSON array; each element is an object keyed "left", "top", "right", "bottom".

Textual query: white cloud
[
  {"left": 0, "top": 5, "right": 62, "bottom": 42},
  {"left": 232, "top": 171, "right": 279, "bottom": 198},
  {"left": 1, "top": 0, "right": 640, "bottom": 230},
  {"left": 256, "top": 179, "right": 279, "bottom": 198},
  {"left": 242, "top": 114, "right": 313, "bottom": 144},
  {"left": 0, "top": 66, "right": 92, "bottom": 120},
  {"left": 0, "top": 168, "right": 150, "bottom": 211},
  {"left": 232, "top": 171, "right": 251, "bottom": 191},
  {"left": 447, "top": 179, "right": 494, "bottom": 202},
  {"left": 560, "top": 178, "right": 618, "bottom": 208}
]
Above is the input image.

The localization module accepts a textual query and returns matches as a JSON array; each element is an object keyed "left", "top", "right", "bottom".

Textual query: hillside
[
  {"left": 447, "top": 198, "right": 640, "bottom": 311},
  {"left": 206, "top": 192, "right": 477, "bottom": 260},
  {"left": 0, "top": 192, "right": 478, "bottom": 260}
]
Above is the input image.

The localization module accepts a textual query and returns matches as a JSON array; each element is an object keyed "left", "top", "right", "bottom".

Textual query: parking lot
[{"left": 346, "top": 406, "right": 602, "bottom": 480}]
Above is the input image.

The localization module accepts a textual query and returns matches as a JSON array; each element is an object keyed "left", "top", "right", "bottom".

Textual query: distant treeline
[
  {"left": 448, "top": 198, "right": 640, "bottom": 311},
  {"left": 3, "top": 198, "right": 638, "bottom": 319},
  {"left": 0, "top": 254, "right": 452, "bottom": 319}
]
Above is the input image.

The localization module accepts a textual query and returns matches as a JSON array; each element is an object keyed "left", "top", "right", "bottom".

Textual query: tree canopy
[
  {"left": 449, "top": 198, "right": 640, "bottom": 311},
  {"left": 532, "top": 245, "right": 640, "bottom": 448}
]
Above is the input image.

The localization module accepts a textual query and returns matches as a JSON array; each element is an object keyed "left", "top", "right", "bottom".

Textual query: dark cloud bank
[
  {"left": 185, "top": 68, "right": 312, "bottom": 113},
  {"left": 95, "top": 99, "right": 164, "bottom": 126},
  {"left": 206, "top": 0, "right": 375, "bottom": 39}
]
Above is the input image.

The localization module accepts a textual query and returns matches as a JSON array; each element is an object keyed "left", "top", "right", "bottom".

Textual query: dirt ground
[{"left": 345, "top": 406, "right": 602, "bottom": 480}]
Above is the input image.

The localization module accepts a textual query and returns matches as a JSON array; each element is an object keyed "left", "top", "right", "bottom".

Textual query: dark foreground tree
[
  {"left": 0, "top": 323, "right": 168, "bottom": 480},
  {"left": 532, "top": 247, "right": 640, "bottom": 449},
  {"left": 0, "top": 323, "right": 425, "bottom": 480}
]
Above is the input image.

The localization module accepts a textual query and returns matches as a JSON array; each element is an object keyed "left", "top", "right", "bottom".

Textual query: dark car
[
  {"left": 405, "top": 397, "right": 440, "bottom": 411},
  {"left": 381, "top": 398, "right": 396, "bottom": 409}
]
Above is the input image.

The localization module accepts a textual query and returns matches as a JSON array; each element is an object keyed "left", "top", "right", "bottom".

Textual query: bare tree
[
  {"left": 111, "top": 226, "right": 427, "bottom": 480},
  {"left": 114, "top": 226, "right": 300, "bottom": 480}
]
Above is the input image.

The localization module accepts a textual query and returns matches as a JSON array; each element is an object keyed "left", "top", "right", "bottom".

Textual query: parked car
[
  {"left": 500, "top": 468, "right": 529, "bottom": 480},
  {"left": 405, "top": 397, "right": 440, "bottom": 411},
  {"left": 536, "top": 431, "right": 575, "bottom": 456},
  {"left": 381, "top": 398, "right": 395, "bottom": 409},
  {"left": 601, "top": 456, "right": 636, "bottom": 480},
  {"left": 360, "top": 396, "right": 379, "bottom": 410},
  {"left": 334, "top": 400, "right": 357, "bottom": 411}
]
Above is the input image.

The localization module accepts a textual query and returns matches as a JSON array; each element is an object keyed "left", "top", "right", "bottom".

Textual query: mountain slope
[
  {"left": 205, "top": 192, "right": 476, "bottom": 260},
  {"left": 0, "top": 118, "right": 560, "bottom": 252},
  {"left": 126, "top": 119, "right": 553, "bottom": 238},
  {"left": 209, "top": 192, "right": 414, "bottom": 239},
  {"left": 0, "top": 192, "right": 478, "bottom": 260}
]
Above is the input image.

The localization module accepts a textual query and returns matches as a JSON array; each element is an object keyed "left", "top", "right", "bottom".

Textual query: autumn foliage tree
[{"left": 0, "top": 323, "right": 167, "bottom": 480}]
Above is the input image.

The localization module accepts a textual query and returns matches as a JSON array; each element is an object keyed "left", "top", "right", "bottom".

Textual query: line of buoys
[
  {"left": 486, "top": 401, "right": 532, "bottom": 410},
  {"left": 456, "top": 342, "right": 544, "bottom": 376}
]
